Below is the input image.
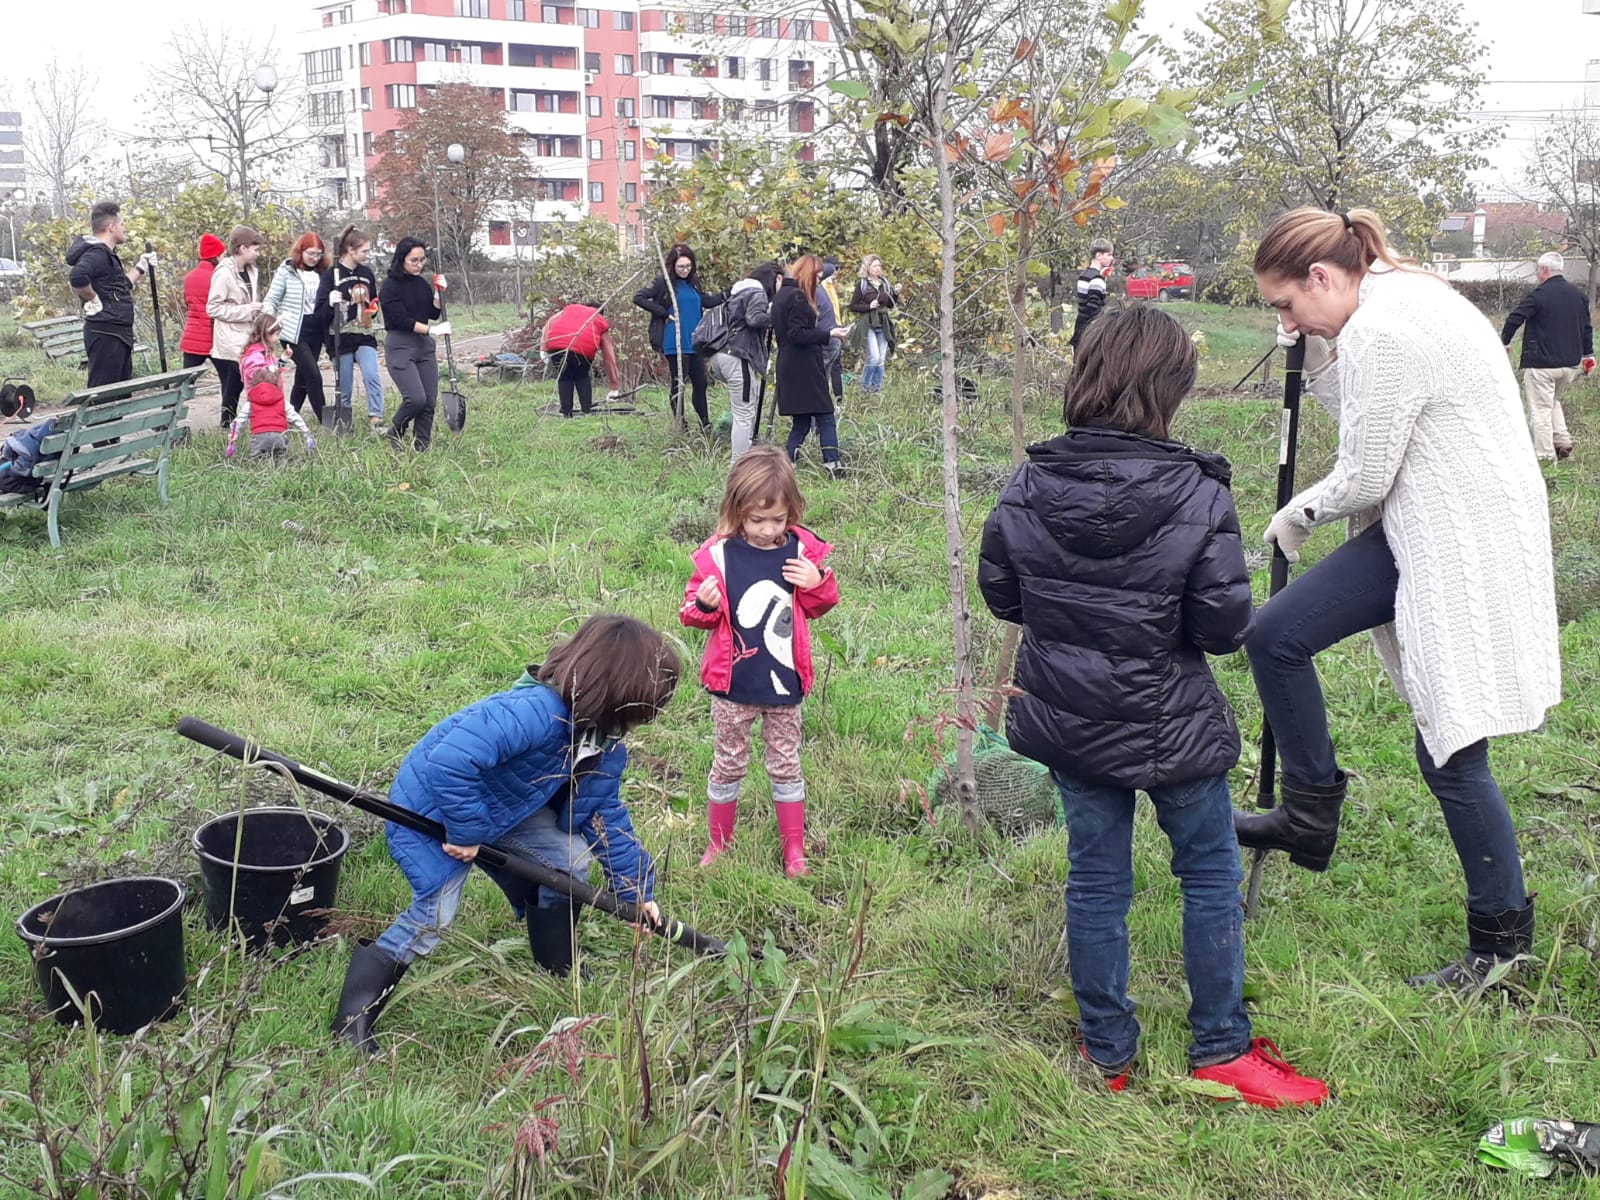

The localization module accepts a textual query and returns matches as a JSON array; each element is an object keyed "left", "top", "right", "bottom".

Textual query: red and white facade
[{"left": 297, "top": 0, "right": 841, "bottom": 255}]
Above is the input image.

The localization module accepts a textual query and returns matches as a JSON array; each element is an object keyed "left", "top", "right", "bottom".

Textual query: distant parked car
[
  {"left": 1126, "top": 261, "right": 1194, "bottom": 302},
  {"left": 0, "top": 257, "right": 24, "bottom": 280}
]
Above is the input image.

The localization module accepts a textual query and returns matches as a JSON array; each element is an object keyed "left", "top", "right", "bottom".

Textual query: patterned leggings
[{"left": 709, "top": 698, "right": 804, "bottom": 791}]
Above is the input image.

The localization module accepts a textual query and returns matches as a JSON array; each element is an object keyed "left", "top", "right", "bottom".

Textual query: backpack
[
  {"left": 691, "top": 302, "right": 733, "bottom": 356},
  {"left": 0, "top": 418, "right": 60, "bottom": 497}
]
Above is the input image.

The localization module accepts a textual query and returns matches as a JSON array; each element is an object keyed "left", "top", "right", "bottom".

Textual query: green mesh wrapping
[{"left": 929, "top": 726, "right": 1063, "bottom": 835}]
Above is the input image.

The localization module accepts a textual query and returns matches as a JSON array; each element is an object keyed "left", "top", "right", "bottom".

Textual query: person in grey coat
[{"left": 707, "top": 261, "right": 781, "bottom": 460}]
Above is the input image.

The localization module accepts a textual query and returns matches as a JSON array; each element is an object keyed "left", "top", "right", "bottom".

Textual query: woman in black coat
[
  {"left": 775, "top": 255, "right": 848, "bottom": 476},
  {"left": 632, "top": 242, "right": 725, "bottom": 428}
]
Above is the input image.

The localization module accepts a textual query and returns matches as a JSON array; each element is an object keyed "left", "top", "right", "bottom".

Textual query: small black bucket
[
  {"left": 16, "top": 876, "right": 188, "bottom": 1033},
  {"left": 193, "top": 807, "right": 350, "bottom": 951}
]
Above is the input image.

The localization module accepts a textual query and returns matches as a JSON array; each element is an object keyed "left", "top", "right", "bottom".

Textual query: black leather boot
[
  {"left": 527, "top": 900, "right": 583, "bottom": 978},
  {"left": 1232, "top": 771, "right": 1346, "bottom": 872},
  {"left": 1406, "top": 898, "right": 1535, "bottom": 990},
  {"left": 331, "top": 938, "right": 409, "bottom": 1055}
]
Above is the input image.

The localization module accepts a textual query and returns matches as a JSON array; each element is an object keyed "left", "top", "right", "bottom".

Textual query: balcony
[{"left": 508, "top": 109, "right": 586, "bottom": 138}]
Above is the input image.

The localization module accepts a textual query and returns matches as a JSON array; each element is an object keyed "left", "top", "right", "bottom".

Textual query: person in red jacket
[
  {"left": 180, "top": 233, "right": 225, "bottom": 381},
  {"left": 680, "top": 446, "right": 839, "bottom": 877},
  {"left": 226, "top": 313, "right": 314, "bottom": 461},
  {"left": 541, "top": 299, "right": 621, "bottom": 416}
]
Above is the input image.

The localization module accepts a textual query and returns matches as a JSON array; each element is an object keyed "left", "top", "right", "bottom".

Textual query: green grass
[{"left": 2, "top": 304, "right": 1598, "bottom": 1199}]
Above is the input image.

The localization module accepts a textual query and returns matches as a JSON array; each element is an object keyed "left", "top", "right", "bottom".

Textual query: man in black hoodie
[
  {"left": 1502, "top": 250, "right": 1595, "bottom": 462},
  {"left": 66, "top": 200, "right": 155, "bottom": 388}
]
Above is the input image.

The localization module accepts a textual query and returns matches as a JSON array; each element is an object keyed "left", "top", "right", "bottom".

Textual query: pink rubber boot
[
  {"left": 700, "top": 783, "right": 739, "bottom": 867},
  {"left": 773, "top": 781, "right": 809, "bottom": 877}
]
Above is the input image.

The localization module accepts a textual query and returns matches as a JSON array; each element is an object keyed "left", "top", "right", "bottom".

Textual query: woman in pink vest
[{"left": 541, "top": 299, "right": 621, "bottom": 416}]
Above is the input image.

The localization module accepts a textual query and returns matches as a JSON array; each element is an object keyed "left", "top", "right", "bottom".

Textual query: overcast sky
[{"left": 9, "top": 0, "right": 1597, "bottom": 196}]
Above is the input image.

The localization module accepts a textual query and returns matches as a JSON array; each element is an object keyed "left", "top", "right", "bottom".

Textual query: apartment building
[
  {"left": 0, "top": 111, "right": 23, "bottom": 189},
  {"left": 297, "top": 0, "right": 840, "bottom": 255}
]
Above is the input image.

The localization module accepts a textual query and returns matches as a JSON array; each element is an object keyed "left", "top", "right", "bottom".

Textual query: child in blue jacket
[{"left": 333, "top": 614, "right": 680, "bottom": 1054}]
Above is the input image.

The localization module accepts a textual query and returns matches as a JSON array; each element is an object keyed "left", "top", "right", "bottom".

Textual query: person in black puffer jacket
[{"left": 978, "top": 306, "right": 1327, "bottom": 1109}]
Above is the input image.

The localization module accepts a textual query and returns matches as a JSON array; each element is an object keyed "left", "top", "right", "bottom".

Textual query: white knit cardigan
[{"left": 1295, "top": 267, "right": 1562, "bottom": 765}]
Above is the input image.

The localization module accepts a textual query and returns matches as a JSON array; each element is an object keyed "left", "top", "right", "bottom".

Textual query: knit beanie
[{"left": 197, "top": 232, "right": 226, "bottom": 259}]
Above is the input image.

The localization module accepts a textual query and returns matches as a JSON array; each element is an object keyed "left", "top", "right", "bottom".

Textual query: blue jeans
[
  {"left": 1245, "top": 521, "right": 1527, "bottom": 914},
  {"left": 1057, "top": 772, "right": 1251, "bottom": 1069},
  {"left": 861, "top": 330, "right": 887, "bottom": 391},
  {"left": 374, "top": 806, "right": 594, "bottom": 965},
  {"left": 785, "top": 412, "right": 840, "bottom": 464},
  {"left": 337, "top": 344, "right": 384, "bottom": 417}
]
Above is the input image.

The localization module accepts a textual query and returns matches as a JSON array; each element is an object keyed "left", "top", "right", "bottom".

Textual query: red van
[{"left": 1126, "top": 262, "right": 1195, "bottom": 301}]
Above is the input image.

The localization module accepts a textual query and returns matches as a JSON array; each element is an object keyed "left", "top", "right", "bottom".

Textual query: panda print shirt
[{"left": 718, "top": 532, "right": 803, "bottom": 706}]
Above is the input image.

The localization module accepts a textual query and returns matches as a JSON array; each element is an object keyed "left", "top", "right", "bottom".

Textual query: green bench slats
[{"left": 0, "top": 368, "right": 204, "bottom": 547}]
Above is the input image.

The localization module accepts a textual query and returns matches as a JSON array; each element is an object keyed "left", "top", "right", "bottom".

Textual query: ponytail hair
[
  {"left": 1253, "top": 207, "right": 1423, "bottom": 282},
  {"left": 335, "top": 224, "right": 369, "bottom": 258}
]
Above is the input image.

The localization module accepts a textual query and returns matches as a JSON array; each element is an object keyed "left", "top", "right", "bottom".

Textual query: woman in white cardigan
[{"left": 1239, "top": 206, "right": 1560, "bottom": 988}]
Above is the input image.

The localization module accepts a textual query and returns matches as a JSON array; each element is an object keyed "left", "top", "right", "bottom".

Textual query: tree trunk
[{"left": 931, "top": 66, "right": 980, "bottom": 835}]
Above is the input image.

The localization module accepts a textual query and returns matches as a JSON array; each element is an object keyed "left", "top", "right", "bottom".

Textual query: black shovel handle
[
  {"left": 176, "top": 716, "right": 728, "bottom": 956},
  {"left": 145, "top": 240, "right": 169, "bottom": 374}
]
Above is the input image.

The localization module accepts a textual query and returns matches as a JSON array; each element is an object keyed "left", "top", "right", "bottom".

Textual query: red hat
[{"left": 197, "top": 233, "right": 226, "bottom": 259}]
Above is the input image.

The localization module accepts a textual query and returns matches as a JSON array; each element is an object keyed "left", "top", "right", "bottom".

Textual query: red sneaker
[
  {"left": 1191, "top": 1039, "right": 1327, "bottom": 1109},
  {"left": 1079, "top": 1044, "right": 1130, "bottom": 1093}
]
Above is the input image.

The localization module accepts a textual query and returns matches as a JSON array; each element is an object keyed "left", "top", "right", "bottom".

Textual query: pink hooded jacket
[{"left": 680, "top": 524, "right": 839, "bottom": 695}]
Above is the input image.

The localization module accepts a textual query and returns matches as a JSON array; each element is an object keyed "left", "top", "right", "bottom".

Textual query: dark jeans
[
  {"left": 1056, "top": 771, "right": 1251, "bottom": 1069},
  {"left": 824, "top": 342, "right": 844, "bottom": 403},
  {"left": 785, "top": 412, "right": 840, "bottom": 464},
  {"left": 85, "top": 329, "right": 133, "bottom": 389},
  {"left": 557, "top": 350, "right": 594, "bottom": 415},
  {"left": 665, "top": 351, "right": 709, "bottom": 426},
  {"left": 286, "top": 337, "right": 326, "bottom": 421},
  {"left": 386, "top": 333, "right": 438, "bottom": 451},
  {"left": 215, "top": 358, "right": 243, "bottom": 426},
  {"left": 1244, "top": 521, "right": 1527, "bottom": 914}
]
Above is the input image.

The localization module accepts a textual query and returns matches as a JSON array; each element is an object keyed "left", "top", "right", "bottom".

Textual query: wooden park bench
[
  {"left": 0, "top": 368, "right": 203, "bottom": 548},
  {"left": 22, "top": 316, "right": 155, "bottom": 371}
]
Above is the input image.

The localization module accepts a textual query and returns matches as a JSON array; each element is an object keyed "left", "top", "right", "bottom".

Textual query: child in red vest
[
  {"left": 228, "top": 314, "right": 314, "bottom": 460},
  {"left": 680, "top": 447, "right": 839, "bottom": 876}
]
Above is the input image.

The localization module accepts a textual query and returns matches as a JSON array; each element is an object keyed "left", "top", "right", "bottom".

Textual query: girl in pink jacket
[{"left": 680, "top": 446, "right": 839, "bottom": 876}]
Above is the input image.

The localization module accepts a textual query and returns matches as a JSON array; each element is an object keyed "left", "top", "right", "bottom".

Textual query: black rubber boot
[
  {"left": 1405, "top": 898, "right": 1535, "bottom": 990},
  {"left": 1232, "top": 771, "right": 1346, "bottom": 872},
  {"left": 331, "top": 938, "right": 409, "bottom": 1055},
  {"left": 527, "top": 900, "right": 583, "bottom": 978}
]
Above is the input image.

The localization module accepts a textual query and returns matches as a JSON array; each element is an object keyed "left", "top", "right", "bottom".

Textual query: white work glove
[
  {"left": 432, "top": 273, "right": 448, "bottom": 292},
  {"left": 605, "top": 389, "right": 621, "bottom": 402},
  {"left": 82, "top": 294, "right": 103, "bottom": 317},
  {"left": 1263, "top": 505, "right": 1315, "bottom": 565},
  {"left": 429, "top": 321, "right": 452, "bottom": 338},
  {"left": 1276, "top": 320, "right": 1335, "bottom": 379},
  {"left": 137, "top": 251, "right": 158, "bottom": 274},
  {"left": 329, "top": 290, "right": 344, "bottom": 305}
]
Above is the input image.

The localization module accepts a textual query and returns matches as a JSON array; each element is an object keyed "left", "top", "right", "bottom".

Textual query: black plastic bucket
[
  {"left": 193, "top": 807, "right": 349, "bottom": 950},
  {"left": 16, "top": 876, "right": 188, "bottom": 1033}
]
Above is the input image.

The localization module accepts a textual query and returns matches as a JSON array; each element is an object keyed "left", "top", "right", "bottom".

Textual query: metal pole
[
  {"left": 144, "top": 239, "right": 169, "bottom": 374},
  {"left": 1244, "top": 334, "right": 1306, "bottom": 920}
]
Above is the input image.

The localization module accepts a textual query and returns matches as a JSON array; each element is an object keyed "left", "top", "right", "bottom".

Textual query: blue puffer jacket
[{"left": 386, "top": 678, "right": 655, "bottom": 903}]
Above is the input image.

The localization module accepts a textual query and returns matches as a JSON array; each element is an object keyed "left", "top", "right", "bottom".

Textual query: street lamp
[
  {"left": 203, "top": 64, "right": 279, "bottom": 212},
  {"left": 432, "top": 142, "right": 467, "bottom": 271}
]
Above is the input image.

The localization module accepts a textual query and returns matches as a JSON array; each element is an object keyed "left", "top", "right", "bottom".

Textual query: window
[
  {"left": 690, "top": 12, "right": 714, "bottom": 33},
  {"left": 423, "top": 41, "right": 448, "bottom": 61},
  {"left": 754, "top": 100, "right": 779, "bottom": 122},
  {"left": 758, "top": 58, "right": 774, "bottom": 82},
  {"left": 510, "top": 0, "right": 526, "bottom": 16},
  {"left": 510, "top": 44, "right": 557, "bottom": 67},
  {"left": 614, "top": 54, "right": 633, "bottom": 74},
  {"left": 305, "top": 48, "right": 341, "bottom": 84},
  {"left": 386, "top": 38, "right": 413, "bottom": 63},
  {"left": 585, "top": 51, "right": 601, "bottom": 72},
  {"left": 588, "top": 138, "right": 603, "bottom": 159},
  {"left": 321, "top": 135, "right": 347, "bottom": 169},
  {"left": 460, "top": 43, "right": 484, "bottom": 63},
  {"left": 622, "top": 138, "right": 637, "bottom": 160},
  {"left": 360, "top": 87, "right": 373, "bottom": 110},
  {"left": 454, "top": 0, "right": 490, "bottom": 15},
  {"left": 589, "top": 182, "right": 604, "bottom": 203},
  {"left": 725, "top": 56, "right": 743, "bottom": 78},
  {"left": 587, "top": 95, "right": 602, "bottom": 116},
  {"left": 359, "top": 42, "right": 372, "bottom": 67},
  {"left": 490, "top": 221, "right": 511, "bottom": 246},
  {"left": 757, "top": 17, "right": 778, "bottom": 37},
  {"left": 613, "top": 9, "right": 633, "bottom": 28},
  {"left": 791, "top": 18, "right": 812, "bottom": 39},
  {"left": 541, "top": 4, "right": 561, "bottom": 21},
  {"left": 724, "top": 97, "right": 743, "bottom": 119},
  {"left": 616, "top": 97, "right": 636, "bottom": 117},
  {"left": 623, "top": 182, "right": 637, "bottom": 203},
  {"left": 578, "top": 7, "right": 600, "bottom": 26},
  {"left": 386, "top": 83, "right": 417, "bottom": 108},
  {"left": 788, "top": 59, "right": 813, "bottom": 88},
  {"left": 363, "top": 131, "right": 375, "bottom": 157},
  {"left": 308, "top": 91, "right": 344, "bottom": 124}
]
